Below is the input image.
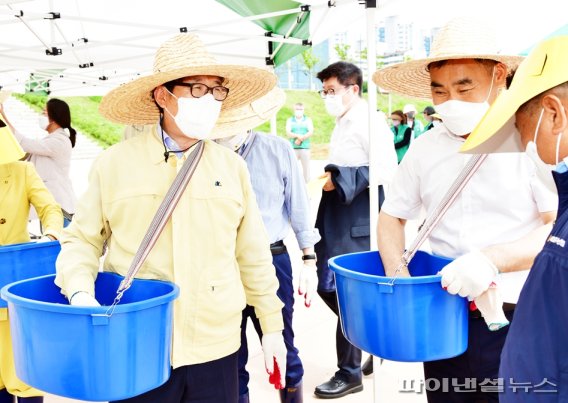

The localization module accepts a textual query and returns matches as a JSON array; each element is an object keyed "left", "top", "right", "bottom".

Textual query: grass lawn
[{"left": 16, "top": 90, "right": 433, "bottom": 159}]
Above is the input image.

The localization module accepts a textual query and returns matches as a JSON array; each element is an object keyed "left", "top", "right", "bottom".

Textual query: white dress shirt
[
  {"left": 383, "top": 125, "right": 557, "bottom": 302},
  {"left": 328, "top": 98, "right": 397, "bottom": 187}
]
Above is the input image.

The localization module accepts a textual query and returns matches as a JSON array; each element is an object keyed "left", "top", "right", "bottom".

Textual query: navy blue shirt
[{"left": 499, "top": 166, "right": 568, "bottom": 401}]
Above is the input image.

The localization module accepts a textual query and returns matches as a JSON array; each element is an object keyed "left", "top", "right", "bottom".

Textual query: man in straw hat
[
  {"left": 312, "top": 61, "right": 397, "bottom": 399},
  {"left": 462, "top": 35, "right": 568, "bottom": 400},
  {"left": 372, "top": 16, "right": 557, "bottom": 402},
  {"left": 55, "top": 33, "right": 287, "bottom": 403},
  {"left": 216, "top": 87, "right": 320, "bottom": 403}
]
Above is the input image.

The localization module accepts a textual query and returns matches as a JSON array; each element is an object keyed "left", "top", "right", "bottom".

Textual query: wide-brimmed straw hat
[
  {"left": 462, "top": 35, "right": 568, "bottom": 154},
  {"left": 372, "top": 16, "right": 524, "bottom": 99},
  {"left": 212, "top": 86, "right": 286, "bottom": 139},
  {"left": 99, "top": 33, "right": 277, "bottom": 125}
]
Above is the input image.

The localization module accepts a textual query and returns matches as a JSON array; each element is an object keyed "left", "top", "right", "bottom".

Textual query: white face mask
[
  {"left": 38, "top": 116, "right": 49, "bottom": 131},
  {"left": 216, "top": 132, "right": 249, "bottom": 152},
  {"left": 165, "top": 90, "right": 221, "bottom": 140},
  {"left": 324, "top": 88, "right": 354, "bottom": 117},
  {"left": 525, "top": 108, "right": 562, "bottom": 192},
  {"left": 436, "top": 67, "right": 495, "bottom": 136}
]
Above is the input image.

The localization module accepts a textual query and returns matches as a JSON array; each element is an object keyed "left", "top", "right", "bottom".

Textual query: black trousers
[
  {"left": 318, "top": 290, "right": 362, "bottom": 383},
  {"left": 111, "top": 352, "right": 238, "bottom": 403},
  {"left": 423, "top": 311, "right": 514, "bottom": 403},
  {"left": 0, "top": 390, "right": 42, "bottom": 403}
]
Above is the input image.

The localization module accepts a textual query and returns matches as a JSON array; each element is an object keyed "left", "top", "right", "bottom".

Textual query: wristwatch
[{"left": 302, "top": 254, "right": 317, "bottom": 261}]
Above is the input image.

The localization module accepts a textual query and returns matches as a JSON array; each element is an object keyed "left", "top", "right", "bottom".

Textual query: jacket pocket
[
  {"left": 351, "top": 225, "right": 370, "bottom": 238},
  {"left": 190, "top": 271, "right": 246, "bottom": 345}
]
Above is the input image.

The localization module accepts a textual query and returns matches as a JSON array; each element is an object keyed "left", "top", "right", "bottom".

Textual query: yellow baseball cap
[
  {"left": 0, "top": 118, "right": 25, "bottom": 164},
  {"left": 461, "top": 35, "right": 568, "bottom": 154}
]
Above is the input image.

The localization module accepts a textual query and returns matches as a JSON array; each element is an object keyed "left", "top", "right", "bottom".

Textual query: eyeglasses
[
  {"left": 318, "top": 84, "right": 353, "bottom": 99},
  {"left": 174, "top": 82, "right": 230, "bottom": 101}
]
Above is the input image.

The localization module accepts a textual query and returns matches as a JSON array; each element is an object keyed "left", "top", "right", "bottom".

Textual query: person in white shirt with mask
[
  {"left": 372, "top": 17, "right": 557, "bottom": 403},
  {"left": 312, "top": 61, "right": 397, "bottom": 399}
]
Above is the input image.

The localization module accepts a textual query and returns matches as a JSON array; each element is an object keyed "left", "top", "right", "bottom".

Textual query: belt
[
  {"left": 270, "top": 240, "right": 287, "bottom": 255},
  {"left": 469, "top": 302, "right": 516, "bottom": 319}
]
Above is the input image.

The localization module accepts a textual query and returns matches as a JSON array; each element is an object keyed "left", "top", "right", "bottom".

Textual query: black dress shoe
[
  {"left": 362, "top": 355, "right": 373, "bottom": 376},
  {"left": 314, "top": 376, "right": 363, "bottom": 399}
]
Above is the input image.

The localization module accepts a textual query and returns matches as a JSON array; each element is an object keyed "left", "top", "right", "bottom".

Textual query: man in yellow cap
[
  {"left": 462, "top": 35, "right": 568, "bottom": 401},
  {"left": 372, "top": 16, "right": 557, "bottom": 402}
]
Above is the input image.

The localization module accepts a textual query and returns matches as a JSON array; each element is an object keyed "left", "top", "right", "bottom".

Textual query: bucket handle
[{"left": 384, "top": 256, "right": 410, "bottom": 287}]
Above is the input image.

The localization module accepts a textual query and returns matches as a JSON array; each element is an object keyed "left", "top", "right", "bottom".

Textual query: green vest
[
  {"left": 392, "top": 124, "right": 410, "bottom": 163},
  {"left": 289, "top": 116, "right": 311, "bottom": 149}
]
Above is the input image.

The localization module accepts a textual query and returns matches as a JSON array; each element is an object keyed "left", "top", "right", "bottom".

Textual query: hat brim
[
  {"left": 211, "top": 87, "right": 286, "bottom": 139},
  {"left": 373, "top": 54, "right": 524, "bottom": 99},
  {"left": 99, "top": 64, "right": 277, "bottom": 125}
]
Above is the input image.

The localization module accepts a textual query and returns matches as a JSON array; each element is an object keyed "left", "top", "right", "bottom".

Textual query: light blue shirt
[
  {"left": 157, "top": 124, "right": 185, "bottom": 159},
  {"left": 239, "top": 133, "right": 320, "bottom": 248}
]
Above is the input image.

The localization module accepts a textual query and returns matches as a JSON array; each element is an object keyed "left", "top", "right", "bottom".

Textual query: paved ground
[{"left": 5, "top": 98, "right": 429, "bottom": 402}]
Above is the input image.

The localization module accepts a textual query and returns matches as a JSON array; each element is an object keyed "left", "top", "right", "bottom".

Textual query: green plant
[
  {"left": 299, "top": 48, "right": 320, "bottom": 90},
  {"left": 334, "top": 43, "right": 352, "bottom": 62},
  {"left": 14, "top": 89, "right": 434, "bottom": 157},
  {"left": 15, "top": 93, "right": 124, "bottom": 148}
]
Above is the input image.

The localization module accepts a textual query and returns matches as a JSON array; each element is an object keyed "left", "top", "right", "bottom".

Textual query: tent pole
[
  {"left": 365, "top": 3, "right": 383, "bottom": 401},
  {"left": 366, "top": 1, "right": 378, "bottom": 251}
]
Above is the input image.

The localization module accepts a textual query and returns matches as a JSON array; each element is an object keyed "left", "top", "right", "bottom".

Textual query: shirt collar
[
  {"left": 556, "top": 159, "right": 568, "bottom": 173},
  {"left": 338, "top": 97, "right": 365, "bottom": 123},
  {"left": 439, "top": 125, "right": 466, "bottom": 142},
  {"left": 162, "top": 127, "right": 184, "bottom": 158},
  {"left": 148, "top": 123, "right": 184, "bottom": 164}
]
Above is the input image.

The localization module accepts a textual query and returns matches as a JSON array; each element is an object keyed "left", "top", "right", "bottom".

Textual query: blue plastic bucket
[
  {"left": 1, "top": 272, "right": 180, "bottom": 401},
  {"left": 330, "top": 250, "right": 468, "bottom": 362},
  {"left": 0, "top": 241, "right": 60, "bottom": 308}
]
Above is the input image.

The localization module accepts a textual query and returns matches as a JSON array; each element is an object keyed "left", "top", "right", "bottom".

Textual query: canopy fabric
[
  {"left": 0, "top": 0, "right": 375, "bottom": 96},
  {"left": 216, "top": 0, "right": 310, "bottom": 66},
  {"left": 0, "top": 0, "right": 311, "bottom": 95}
]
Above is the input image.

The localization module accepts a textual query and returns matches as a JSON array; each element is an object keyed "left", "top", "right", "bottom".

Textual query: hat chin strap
[{"left": 160, "top": 118, "right": 192, "bottom": 163}]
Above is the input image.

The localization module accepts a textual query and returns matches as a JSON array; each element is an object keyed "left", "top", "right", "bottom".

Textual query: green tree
[
  {"left": 334, "top": 43, "right": 351, "bottom": 61},
  {"left": 300, "top": 48, "right": 320, "bottom": 90},
  {"left": 359, "top": 47, "right": 385, "bottom": 69}
]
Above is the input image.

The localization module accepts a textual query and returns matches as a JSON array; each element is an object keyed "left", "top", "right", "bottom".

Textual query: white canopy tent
[{"left": 0, "top": 0, "right": 377, "bottom": 95}]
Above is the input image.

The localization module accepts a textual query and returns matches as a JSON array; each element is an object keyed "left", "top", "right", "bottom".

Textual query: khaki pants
[
  {"left": 294, "top": 148, "right": 310, "bottom": 182},
  {"left": 0, "top": 309, "right": 43, "bottom": 397}
]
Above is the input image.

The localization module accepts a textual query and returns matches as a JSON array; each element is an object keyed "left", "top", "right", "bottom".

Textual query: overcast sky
[
  {"left": 319, "top": 0, "right": 566, "bottom": 55},
  {"left": 374, "top": 0, "right": 566, "bottom": 54}
]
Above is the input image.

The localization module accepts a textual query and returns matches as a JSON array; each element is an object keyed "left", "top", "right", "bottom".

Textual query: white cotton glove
[
  {"left": 261, "top": 331, "right": 287, "bottom": 390},
  {"left": 474, "top": 283, "right": 510, "bottom": 331},
  {"left": 70, "top": 291, "right": 101, "bottom": 307},
  {"left": 440, "top": 250, "right": 499, "bottom": 299},
  {"left": 37, "top": 235, "right": 54, "bottom": 243},
  {"left": 298, "top": 263, "right": 318, "bottom": 308}
]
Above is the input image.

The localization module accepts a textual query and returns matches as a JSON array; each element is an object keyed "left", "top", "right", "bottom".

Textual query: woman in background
[
  {"left": 390, "top": 109, "right": 412, "bottom": 163},
  {"left": 1, "top": 99, "right": 77, "bottom": 217}
]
